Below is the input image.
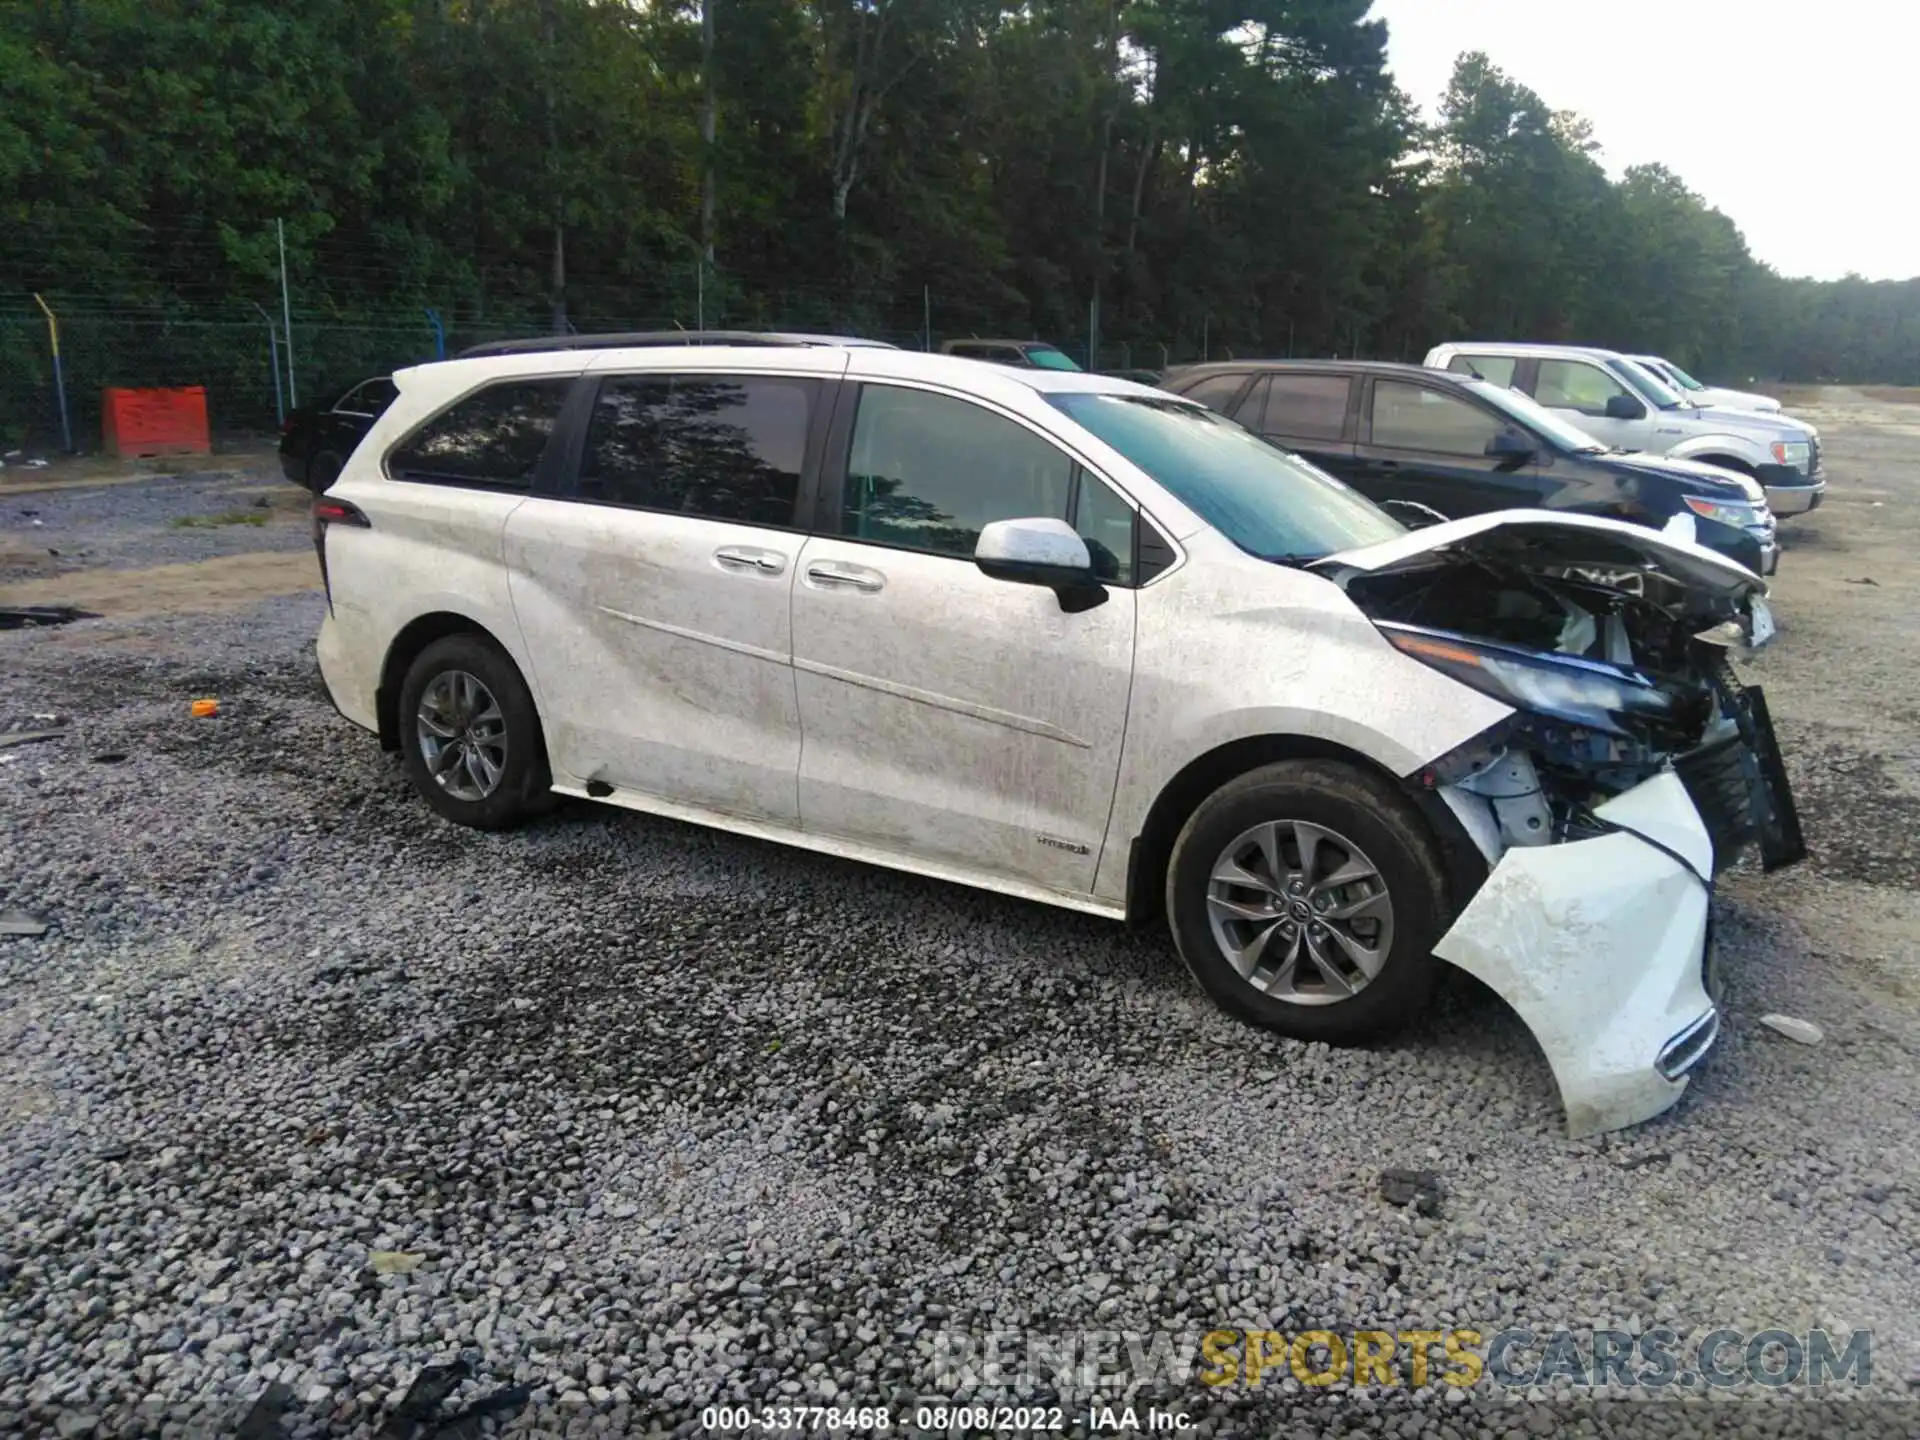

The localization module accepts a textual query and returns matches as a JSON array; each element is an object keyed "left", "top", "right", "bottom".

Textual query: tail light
[{"left": 312, "top": 497, "right": 370, "bottom": 609}]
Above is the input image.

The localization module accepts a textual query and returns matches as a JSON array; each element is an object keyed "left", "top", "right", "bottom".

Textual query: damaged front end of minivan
[{"left": 1315, "top": 512, "right": 1805, "bottom": 1138}]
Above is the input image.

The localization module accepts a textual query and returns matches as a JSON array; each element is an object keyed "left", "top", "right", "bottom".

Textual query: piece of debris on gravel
[
  {"left": 1378, "top": 1167, "right": 1444, "bottom": 1215},
  {"left": 1759, "top": 1012, "right": 1825, "bottom": 1044}
]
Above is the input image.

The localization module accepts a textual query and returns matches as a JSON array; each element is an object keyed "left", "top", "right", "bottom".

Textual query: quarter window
[
  {"left": 1073, "top": 473, "right": 1136, "bottom": 584},
  {"left": 1369, "top": 382, "right": 1503, "bottom": 457},
  {"left": 577, "top": 374, "right": 813, "bottom": 526},
  {"left": 841, "top": 386, "right": 1076, "bottom": 558},
  {"left": 1257, "top": 375, "right": 1353, "bottom": 441},
  {"left": 1535, "top": 359, "right": 1631, "bottom": 416},
  {"left": 386, "top": 377, "right": 572, "bottom": 490}
]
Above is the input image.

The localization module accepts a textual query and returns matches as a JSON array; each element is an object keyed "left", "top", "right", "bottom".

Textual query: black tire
[
  {"left": 397, "top": 633, "right": 553, "bottom": 830},
  {"left": 1166, "top": 759, "right": 1452, "bottom": 1044},
  {"left": 307, "top": 451, "right": 343, "bottom": 494}
]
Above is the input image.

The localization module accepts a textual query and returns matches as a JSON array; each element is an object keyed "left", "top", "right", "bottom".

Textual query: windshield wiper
[{"left": 1253, "top": 551, "right": 1328, "bottom": 567}]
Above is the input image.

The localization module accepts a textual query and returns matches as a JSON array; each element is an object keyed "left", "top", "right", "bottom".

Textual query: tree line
[{"left": 2, "top": 0, "right": 1915, "bottom": 402}]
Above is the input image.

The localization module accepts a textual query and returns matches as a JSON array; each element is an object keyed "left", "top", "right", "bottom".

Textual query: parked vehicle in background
[
  {"left": 279, "top": 375, "right": 397, "bottom": 492},
  {"left": 1160, "top": 360, "right": 1778, "bottom": 575},
  {"left": 311, "top": 334, "right": 1802, "bottom": 1137},
  {"left": 1630, "top": 355, "right": 1783, "bottom": 415},
  {"left": 940, "top": 338, "right": 1081, "bottom": 370},
  {"left": 1424, "top": 343, "right": 1826, "bottom": 519},
  {"left": 1100, "top": 368, "right": 1165, "bottom": 387}
]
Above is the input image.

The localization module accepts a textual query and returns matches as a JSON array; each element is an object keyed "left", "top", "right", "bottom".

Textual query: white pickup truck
[
  {"left": 1630, "top": 355, "right": 1783, "bottom": 415},
  {"left": 1424, "top": 342, "right": 1826, "bottom": 517}
]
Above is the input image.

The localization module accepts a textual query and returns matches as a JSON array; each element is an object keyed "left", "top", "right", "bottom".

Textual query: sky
[{"left": 1366, "top": 0, "right": 1920, "bottom": 281}]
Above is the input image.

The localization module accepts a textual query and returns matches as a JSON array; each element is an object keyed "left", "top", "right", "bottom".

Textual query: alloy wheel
[
  {"left": 1205, "top": 818, "right": 1396, "bottom": 1005},
  {"left": 415, "top": 669, "right": 509, "bottom": 803}
]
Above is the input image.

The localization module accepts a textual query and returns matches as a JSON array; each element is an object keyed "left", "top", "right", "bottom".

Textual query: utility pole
[
  {"left": 31, "top": 294, "right": 72, "bottom": 452},
  {"left": 277, "top": 219, "right": 298, "bottom": 407}
]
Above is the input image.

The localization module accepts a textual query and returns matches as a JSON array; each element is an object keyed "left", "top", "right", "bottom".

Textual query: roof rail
[{"left": 455, "top": 330, "right": 898, "bottom": 359}]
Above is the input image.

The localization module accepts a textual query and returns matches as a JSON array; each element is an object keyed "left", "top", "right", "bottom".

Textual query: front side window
[
  {"left": 1369, "top": 382, "right": 1504, "bottom": 456},
  {"left": 841, "top": 386, "right": 1076, "bottom": 557},
  {"left": 1049, "top": 393, "right": 1402, "bottom": 563},
  {"left": 1534, "top": 360, "right": 1631, "bottom": 416},
  {"left": 1259, "top": 374, "right": 1353, "bottom": 441},
  {"left": 1445, "top": 354, "right": 1518, "bottom": 388},
  {"left": 577, "top": 374, "right": 813, "bottom": 526},
  {"left": 387, "top": 377, "right": 572, "bottom": 489}
]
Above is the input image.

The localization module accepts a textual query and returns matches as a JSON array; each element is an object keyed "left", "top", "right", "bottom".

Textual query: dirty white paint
[
  {"left": 1433, "top": 770, "right": 1716, "bottom": 1139},
  {"left": 503, "top": 497, "right": 807, "bottom": 824}
]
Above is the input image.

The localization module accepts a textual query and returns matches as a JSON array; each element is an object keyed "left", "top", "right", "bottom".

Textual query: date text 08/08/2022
[{"left": 700, "top": 1403, "right": 1193, "bottom": 1432}]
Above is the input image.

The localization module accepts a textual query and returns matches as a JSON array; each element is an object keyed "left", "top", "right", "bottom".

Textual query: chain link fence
[{"left": 2, "top": 272, "right": 1237, "bottom": 454}]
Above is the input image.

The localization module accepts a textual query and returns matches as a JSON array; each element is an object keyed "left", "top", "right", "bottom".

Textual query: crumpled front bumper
[{"left": 1432, "top": 770, "right": 1717, "bottom": 1139}]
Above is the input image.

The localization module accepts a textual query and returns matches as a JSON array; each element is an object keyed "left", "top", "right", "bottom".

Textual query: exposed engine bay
[
  {"left": 1319, "top": 520, "right": 1805, "bottom": 877},
  {"left": 1310, "top": 512, "right": 1806, "bottom": 1136}
]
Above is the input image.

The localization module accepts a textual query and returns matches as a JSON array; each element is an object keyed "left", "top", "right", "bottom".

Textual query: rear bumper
[
  {"left": 316, "top": 613, "right": 379, "bottom": 735},
  {"left": 1432, "top": 771, "right": 1718, "bottom": 1138}
]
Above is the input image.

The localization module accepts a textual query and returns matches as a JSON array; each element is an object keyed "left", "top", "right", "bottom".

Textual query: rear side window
[
  {"left": 387, "top": 378, "right": 572, "bottom": 490},
  {"left": 1175, "top": 372, "right": 1250, "bottom": 415},
  {"left": 1445, "top": 354, "right": 1517, "bottom": 388},
  {"left": 577, "top": 374, "right": 814, "bottom": 526},
  {"left": 1257, "top": 375, "right": 1352, "bottom": 441}
]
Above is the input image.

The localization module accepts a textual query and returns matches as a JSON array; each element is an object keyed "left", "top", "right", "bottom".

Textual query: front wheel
[
  {"left": 1166, "top": 759, "right": 1452, "bottom": 1043},
  {"left": 397, "top": 634, "right": 553, "bottom": 830}
]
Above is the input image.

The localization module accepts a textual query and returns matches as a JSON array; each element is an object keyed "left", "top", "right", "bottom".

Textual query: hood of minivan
[{"left": 1311, "top": 509, "right": 1766, "bottom": 609}]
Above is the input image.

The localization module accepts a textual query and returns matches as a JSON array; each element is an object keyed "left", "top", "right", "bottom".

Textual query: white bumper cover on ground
[{"left": 1433, "top": 770, "right": 1717, "bottom": 1139}]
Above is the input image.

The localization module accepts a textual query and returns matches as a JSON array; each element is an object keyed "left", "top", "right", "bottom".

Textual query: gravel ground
[
  {"left": 2, "top": 400, "right": 1917, "bottom": 1438},
  {"left": 0, "top": 465, "right": 310, "bottom": 585}
]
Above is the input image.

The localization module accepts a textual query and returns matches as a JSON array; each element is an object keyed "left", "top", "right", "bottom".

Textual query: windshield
[
  {"left": 1610, "top": 357, "right": 1689, "bottom": 410},
  {"left": 1663, "top": 361, "right": 1706, "bottom": 391},
  {"left": 1050, "top": 393, "right": 1404, "bottom": 561},
  {"left": 1463, "top": 379, "right": 1609, "bottom": 453},
  {"left": 1025, "top": 347, "right": 1082, "bottom": 372}
]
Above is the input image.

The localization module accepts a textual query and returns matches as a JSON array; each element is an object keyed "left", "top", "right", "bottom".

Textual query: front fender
[
  {"left": 1666, "top": 434, "right": 1768, "bottom": 469},
  {"left": 1093, "top": 550, "right": 1513, "bottom": 903}
]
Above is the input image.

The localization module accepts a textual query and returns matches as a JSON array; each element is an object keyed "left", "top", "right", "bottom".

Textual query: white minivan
[
  {"left": 312, "top": 333, "right": 1802, "bottom": 1136},
  {"left": 1425, "top": 342, "right": 1825, "bottom": 517}
]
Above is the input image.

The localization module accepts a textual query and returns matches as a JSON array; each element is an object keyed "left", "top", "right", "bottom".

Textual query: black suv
[{"left": 1160, "top": 360, "right": 1778, "bottom": 575}]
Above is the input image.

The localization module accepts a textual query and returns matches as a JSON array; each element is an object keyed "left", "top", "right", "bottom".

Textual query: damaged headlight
[{"left": 1381, "top": 623, "right": 1673, "bottom": 736}]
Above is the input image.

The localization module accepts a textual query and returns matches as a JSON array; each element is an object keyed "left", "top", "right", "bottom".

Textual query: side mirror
[
  {"left": 1484, "top": 430, "right": 1535, "bottom": 462},
  {"left": 1604, "top": 394, "right": 1646, "bottom": 421},
  {"left": 975, "top": 517, "right": 1107, "bottom": 612}
]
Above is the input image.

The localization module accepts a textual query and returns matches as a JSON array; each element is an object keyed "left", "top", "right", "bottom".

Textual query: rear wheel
[
  {"left": 1166, "top": 759, "right": 1451, "bottom": 1043},
  {"left": 397, "top": 634, "right": 552, "bottom": 830}
]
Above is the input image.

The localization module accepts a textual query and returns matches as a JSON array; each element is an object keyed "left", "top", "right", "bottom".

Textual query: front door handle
[
  {"left": 805, "top": 560, "right": 885, "bottom": 593},
  {"left": 714, "top": 545, "right": 787, "bottom": 577}
]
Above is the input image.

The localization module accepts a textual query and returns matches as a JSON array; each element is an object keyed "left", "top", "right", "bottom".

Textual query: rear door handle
[
  {"left": 714, "top": 545, "right": 787, "bottom": 577},
  {"left": 805, "top": 560, "right": 885, "bottom": 593}
]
